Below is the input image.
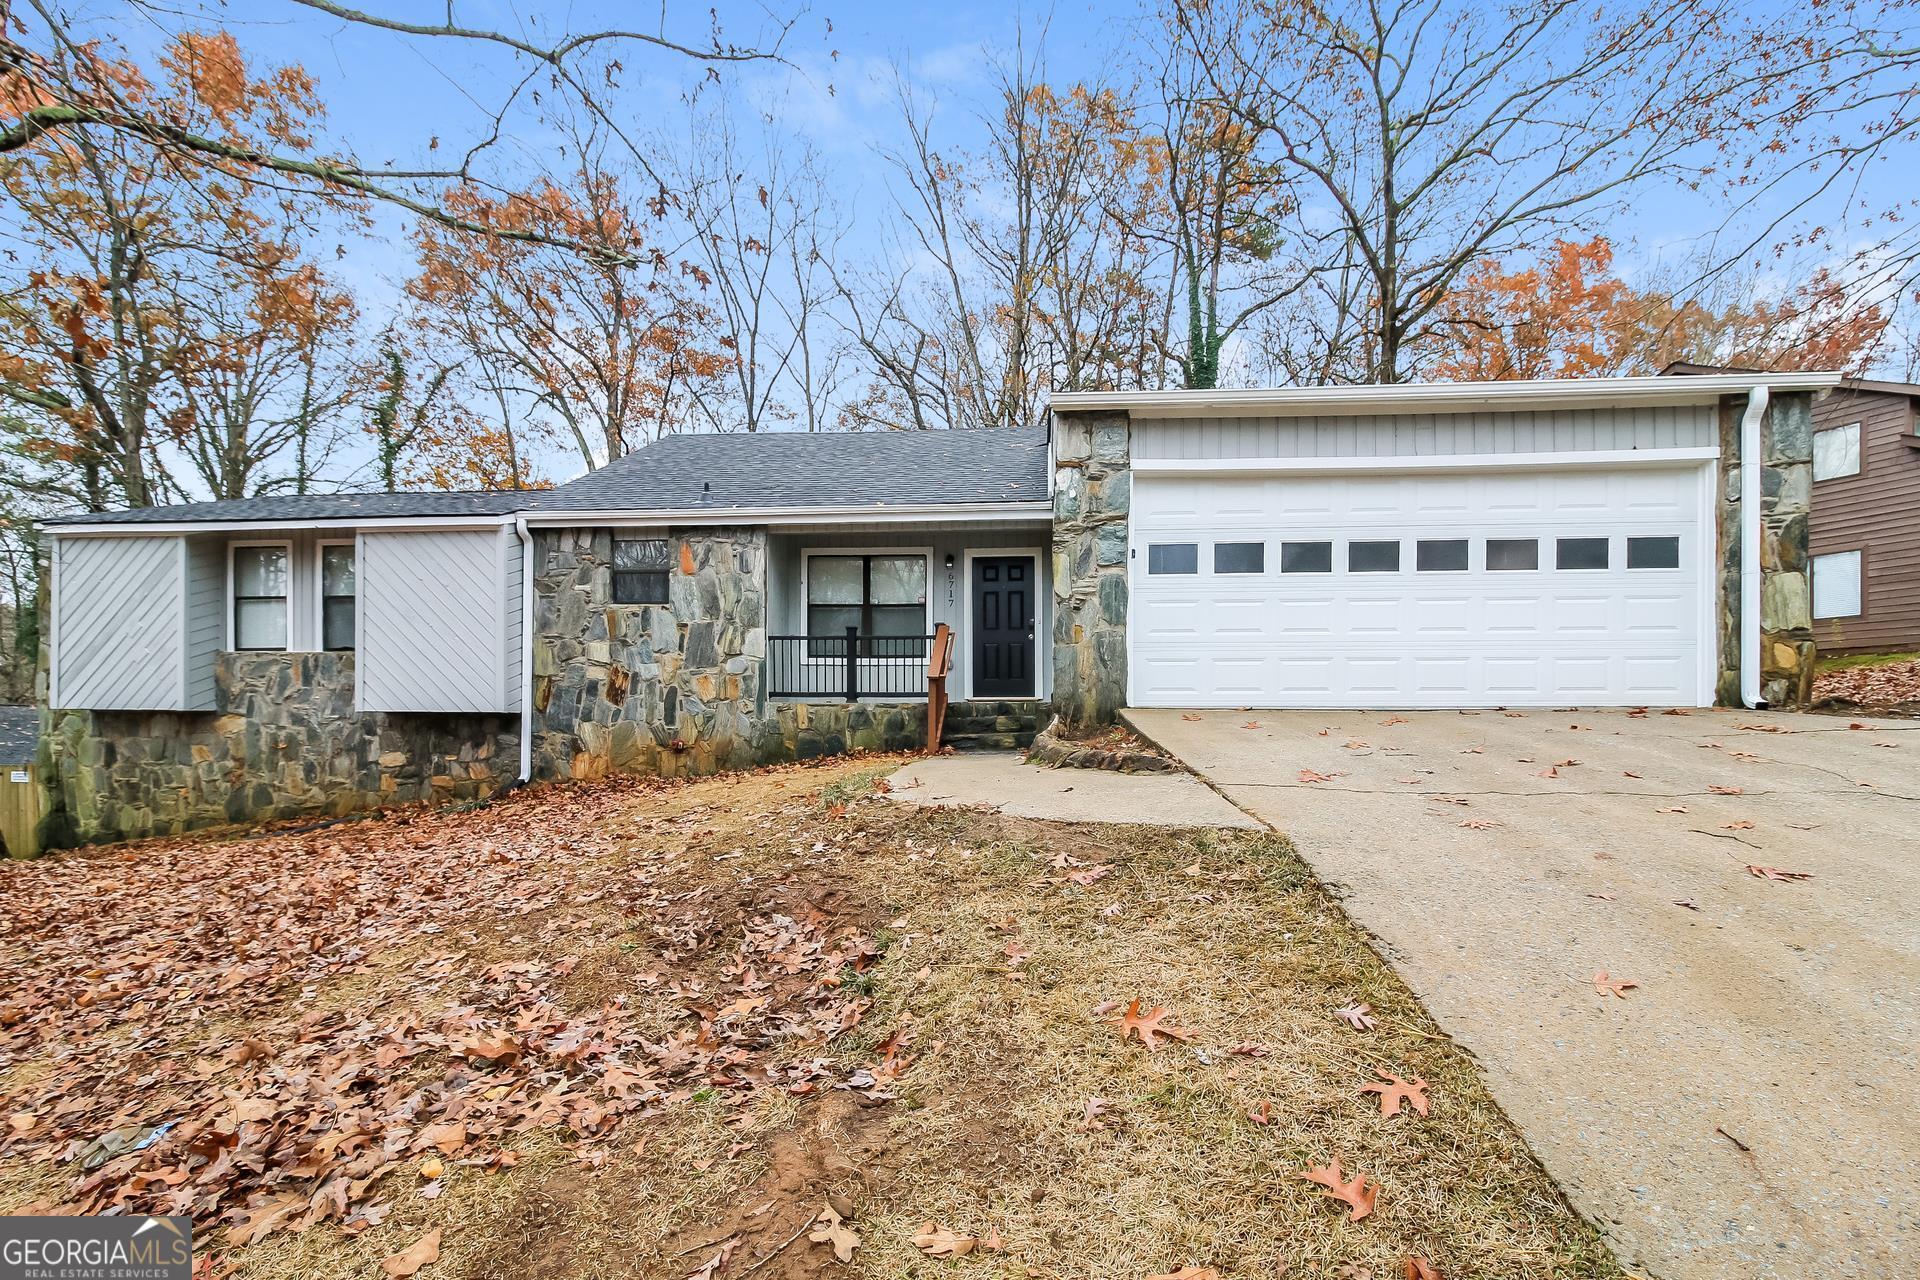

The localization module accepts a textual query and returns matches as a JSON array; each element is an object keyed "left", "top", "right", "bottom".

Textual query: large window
[
  {"left": 807, "top": 553, "right": 928, "bottom": 655},
  {"left": 1813, "top": 550, "right": 1863, "bottom": 619},
  {"left": 320, "top": 544, "right": 356, "bottom": 650},
  {"left": 612, "top": 537, "right": 672, "bottom": 604},
  {"left": 1813, "top": 422, "right": 1861, "bottom": 481},
  {"left": 232, "top": 544, "right": 290, "bottom": 650}
]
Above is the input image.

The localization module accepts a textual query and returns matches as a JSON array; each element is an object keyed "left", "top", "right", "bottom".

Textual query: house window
[
  {"left": 1812, "top": 422, "right": 1861, "bottom": 481},
  {"left": 320, "top": 544, "right": 356, "bottom": 650},
  {"left": 807, "top": 553, "right": 927, "bottom": 656},
  {"left": 1148, "top": 543, "right": 1198, "bottom": 575},
  {"left": 1556, "top": 537, "right": 1609, "bottom": 570},
  {"left": 1213, "top": 542, "right": 1265, "bottom": 574},
  {"left": 611, "top": 537, "right": 672, "bottom": 604},
  {"left": 1280, "top": 541, "right": 1333, "bottom": 573},
  {"left": 232, "top": 545, "right": 290, "bottom": 650},
  {"left": 1813, "top": 550, "right": 1863, "bottom": 618}
]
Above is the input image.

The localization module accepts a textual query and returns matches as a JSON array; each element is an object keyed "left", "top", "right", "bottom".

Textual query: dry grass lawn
[{"left": 0, "top": 755, "right": 1625, "bottom": 1280}]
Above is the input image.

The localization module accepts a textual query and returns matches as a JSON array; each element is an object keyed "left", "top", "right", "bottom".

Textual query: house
[
  {"left": 1666, "top": 363, "right": 1920, "bottom": 654},
  {"left": 38, "top": 371, "right": 1834, "bottom": 845}
]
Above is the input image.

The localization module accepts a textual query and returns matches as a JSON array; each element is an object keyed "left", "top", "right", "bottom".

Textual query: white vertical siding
[
  {"left": 181, "top": 535, "right": 224, "bottom": 709},
  {"left": 1131, "top": 405, "right": 1716, "bottom": 461},
  {"left": 358, "top": 529, "right": 514, "bottom": 713},
  {"left": 501, "top": 526, "right": 524, "bottom": 713},
  {"left": 53, "top": 535, "right": 189, "bottom": 710}
]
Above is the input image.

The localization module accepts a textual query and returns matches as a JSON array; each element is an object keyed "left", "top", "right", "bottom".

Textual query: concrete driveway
[{"left": 1126, "top": 706, "right": 1920, "bottom": 1280}]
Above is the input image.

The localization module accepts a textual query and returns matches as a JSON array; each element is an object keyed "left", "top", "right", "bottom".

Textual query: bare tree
[{"left": 1173, "top": 0, "right": 1787, "bottom": 383}]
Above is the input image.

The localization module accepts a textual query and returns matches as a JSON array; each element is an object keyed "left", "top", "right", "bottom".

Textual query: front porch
[{"left": 764, "top": 525, "right": 1053, "bottom": 707}]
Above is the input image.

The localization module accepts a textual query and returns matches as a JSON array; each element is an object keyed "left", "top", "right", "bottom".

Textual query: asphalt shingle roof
[
  {"left": 534, "top": 428, "right": 1051, "bottom": 513},
  {"left": 42, "top": 428, "right": 1051, "bottom": 526},
  {"left": 46, "top": 490, "right": 539, "bottom": 526}
]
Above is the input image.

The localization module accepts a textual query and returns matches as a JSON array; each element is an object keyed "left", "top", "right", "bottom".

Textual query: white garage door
[{"left": 1129, "top": 467, "right": 1710, "bottom": 708}]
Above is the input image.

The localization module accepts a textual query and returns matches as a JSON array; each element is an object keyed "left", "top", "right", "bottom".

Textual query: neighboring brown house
[{"left": 1667, "top": 363, "right": 1920, "bottom": 655}]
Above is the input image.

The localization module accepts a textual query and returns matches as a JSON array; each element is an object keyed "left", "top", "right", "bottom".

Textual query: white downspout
[
  {"left": 1739, "top": 386, "right": 1769, "bottom": 709},
  {"left": 515, "top": 516, "right": 535, "bottom": 782}
]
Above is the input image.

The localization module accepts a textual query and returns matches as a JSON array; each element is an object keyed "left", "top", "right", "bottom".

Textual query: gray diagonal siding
[
  {"left": 1131, "top": 405, "right": 1716, "bottom": 460},
  {"left": 358, "top": 528, "right": 518, "bottom": 713},
  {"left": 54, "top": 535, "right": 192, "bottom": 710}
]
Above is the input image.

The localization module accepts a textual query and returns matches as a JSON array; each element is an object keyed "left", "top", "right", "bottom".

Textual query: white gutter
[
  {"left": 1739, "top": 386, "right": 1769, "bottom": 709},
  {"left": 514, "top": 516, "right": 535, "bottom": 783},
  {"left": 1048, "top": 371, "right": 1841, "bottom": 419},
  {"left": 519, "top": 500, "right": 1052, "bottom": 528},
  {"left": 41, "top": 514, "right": 518, "bottom": 536}
]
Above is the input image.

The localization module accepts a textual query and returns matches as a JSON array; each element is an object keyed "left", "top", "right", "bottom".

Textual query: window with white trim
[
  {"left": 320, "top": 544, "right": 356, "bottom": 650},
  {"left": 806, "top": 553, "right": 928, "bottom": 656},
  {"left": 1813, "top": 422, "right": 1861, "bottom": 481},
  {"left": 233, "top": 545, "right": 290, "bottom": 650},
  {"left": 1812, "top": 550, "right": 1863, "bottom": 619}
]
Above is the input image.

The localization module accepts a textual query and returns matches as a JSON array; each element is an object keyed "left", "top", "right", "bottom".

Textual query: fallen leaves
[
  {"left": 911, "top": 1222, "right": 977, "bottom": 1258},
  {"left": 1458, "top": 818, "right": 1501, "bottom": 831},
  {"left": 1405, "top": 1259, "right": 1443, "bottom": 1280},
  {"left": 1300, "top": 1157, "right": 1379, "bottom": 1221},
  {"left": 1593, "top": 971, "right": 1638, "bottom": 999},
  {"left": 1299, "top": 768, "right": 1346, "bottom": 783},
  {"left": 1360, "top": 1069, "right": 1430, "bottom": 1118},
  {"left": 1146, "top": 1269, "right": 1220, "bottom": 1280},
  {"left": 1334, "top": 1002, "right": 1378, "bottom": 1031},
  {"left": 1108, "top": 999, "right": 1197, "bottom": 1050},
  {"left": 808, "top": 1201, "right": 861, "bottom": 1263},
  {"left": 1746, "top": 865, "right": 1814, "bottom": 883},
  {"left": 1707, "top": 784, "right": 1745, "bottom": 795},
  {"left": 381, "top": 1227, "right": 442, "bottom": 1278}
]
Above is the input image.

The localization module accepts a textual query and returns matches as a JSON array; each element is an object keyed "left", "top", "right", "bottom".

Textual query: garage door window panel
[
  {"left": 1626, "top": 536, "right": 1681, "bottom": 569},
  {"left": 1281, "top": 541, "right": 1333, "bottom": 573},
  {"left": 1349, "top": 540, "right": 1400, "bottom": 573},
  {"left": 1556, "top": 538, "right": 1610, "bottom": 570},
  {"left": 1416, "top": 539, "right": 1469, "bottom": 572},
  {"left": 1486, "top": 539, "right": 1539, "bottom": 571},
  {"left": 1213, "top": 542, "right": 1265, "bottom": 574},
  {"left": 1148, "top": 543, "right": 1198, "bottom": 575}
]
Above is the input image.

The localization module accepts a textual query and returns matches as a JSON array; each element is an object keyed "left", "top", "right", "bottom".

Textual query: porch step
[{"left": 940, "top": 699, "right": 1045, "bottom": 751}]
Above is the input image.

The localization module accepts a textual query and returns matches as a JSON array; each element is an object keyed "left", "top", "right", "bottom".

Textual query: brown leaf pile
[
  {"left": 1814, "top": 658, "right": 1920, "bottom": 708},
  {"left": 0, "top": 772, "right": 882, "bottom": 1244}
]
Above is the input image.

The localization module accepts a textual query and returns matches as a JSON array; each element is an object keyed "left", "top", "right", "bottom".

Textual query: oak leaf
[
  {"left": 808, "top": 1201, "right": 861, "bottom": 1263},
  {"left": 382, "top": 1227, "right": 442, "bottom": 1278},
  {"left": 1406, "top": 1259, "right": 1443, "bottom": 1280},
  {"left": 1300, "top": 1157, "right": 1379, "bottom": 1221},
  {"left": 1593, "top": 971, "right": 1638, "bottom": 998},
  {"left": 911, "top": 1222, "right": 976, "bottom": 1257},
  {"left": 1299, "top": 768, "right": 1345, "bottom": 783},
  {"left": 1108, "top": 999, "right": 1196, "bottom": 1050},
  {"left": 1146, "top": 1270, "right": 1220, "bottom": 1280},
  {"left": 1360, "top": 1069, "right": 1430, "bottom": 1118},
  {"left": 1334, "top": 1002, "right": 1377, "bottom": 1031}
]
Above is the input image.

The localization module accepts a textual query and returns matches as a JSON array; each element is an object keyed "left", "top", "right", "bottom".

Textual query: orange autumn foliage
[{"left": 1426, "top": 238, "right": 1890, "bottom": 382}]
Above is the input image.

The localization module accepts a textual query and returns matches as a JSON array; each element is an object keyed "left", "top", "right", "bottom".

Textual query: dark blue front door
[{"left": 971, "top": 556, "right": 1034, "bottom": 697}]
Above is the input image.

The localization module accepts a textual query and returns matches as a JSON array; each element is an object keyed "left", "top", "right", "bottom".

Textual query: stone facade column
[
  {"left": 1050, "top": 409, "right": 1131, "bottom": 728},
  {"left": 1716, "top": 390, "right": 1816, "bottom": 707}
]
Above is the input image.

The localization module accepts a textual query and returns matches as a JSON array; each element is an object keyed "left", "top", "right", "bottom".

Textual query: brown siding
[{"left": 1808, "top": 386, "right": 1920, "bottom": 653}]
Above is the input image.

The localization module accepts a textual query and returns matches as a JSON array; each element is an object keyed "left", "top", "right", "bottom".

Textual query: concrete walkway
[
  {"left": 886, "top": 751, "right": 1258, "bottom": 829},
  {"left": 1127, "top": 706, "right": 1920, "bottom": 1280}
]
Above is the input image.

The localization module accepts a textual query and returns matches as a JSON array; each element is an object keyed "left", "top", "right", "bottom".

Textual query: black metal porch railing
[{"left": 768, "top": 629, "right": 932, "bottom": 701}]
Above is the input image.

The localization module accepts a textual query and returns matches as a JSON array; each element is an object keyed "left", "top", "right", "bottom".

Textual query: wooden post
[{"left": 926, "top": 623, "right": 953, "bottom": 751}]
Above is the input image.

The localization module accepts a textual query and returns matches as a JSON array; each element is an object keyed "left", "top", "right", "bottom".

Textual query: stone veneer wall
[
  {"left": 529, "top": 528, "right": 930, "bottom": 778},
  {"left": 45, "top": 652, "right": 516, "bottom": 845},
  {"left": 1716, "top": 390, "right": 1817, "bottom": 707},
  {"left": 530, "top": 527, "right": 773, "bottom": 779},
  {"left": 1050, "top": 409, "right": 1132, "bottom": 727}
]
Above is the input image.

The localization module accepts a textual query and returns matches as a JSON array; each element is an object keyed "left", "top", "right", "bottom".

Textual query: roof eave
[
  {"left": 40, "top": 512, "right": 521, "bottom": 535},
  {"left": 1049, "top": 372, "right": 1844, "bottom": 419},
  {"left": 521, "top": 499, "right": 1054, "bottom": 528}
]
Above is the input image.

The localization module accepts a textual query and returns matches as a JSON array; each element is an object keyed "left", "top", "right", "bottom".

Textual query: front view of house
[{"left": 37, "top": 372, "right": 1831, "bottom": 844}]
